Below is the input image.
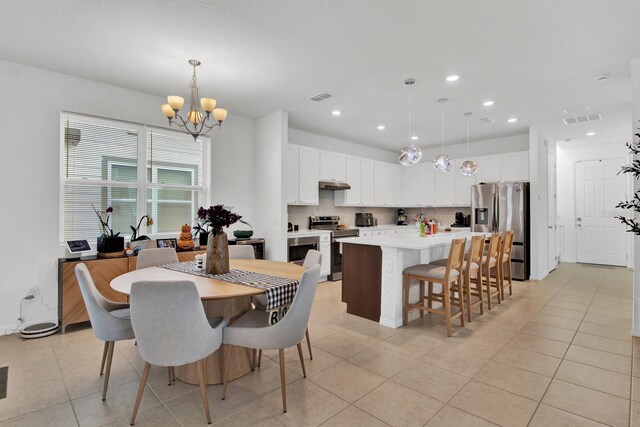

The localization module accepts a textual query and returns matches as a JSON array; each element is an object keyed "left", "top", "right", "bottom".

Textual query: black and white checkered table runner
[{"left": 159, "top": 262, "right": 299, "bottom": 310}]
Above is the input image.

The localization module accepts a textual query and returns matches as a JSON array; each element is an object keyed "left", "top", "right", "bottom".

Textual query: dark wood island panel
[{"left": 341, "top": 243, "right": 382, "bottom": 322}]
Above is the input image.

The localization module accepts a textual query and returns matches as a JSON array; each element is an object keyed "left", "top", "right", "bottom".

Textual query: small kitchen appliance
[
  {"left": 355, "top": 213, "right": 375, "bottom": 227},
  {"left": 397, "top": 209, "right": 407, "bottom": 225},
  {"left": 452, "top": 212, "right": 470, "bottom": 227}
]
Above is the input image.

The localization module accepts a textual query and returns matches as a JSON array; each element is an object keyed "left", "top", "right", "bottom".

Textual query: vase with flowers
[
  {"left": 130, "top": 215, "right": 154, "bottom": 241},
  {"left": 93, "top": 204, "right": 125, "bottom": 254},
  {"left": 197, "top": 205, "right": 242, "bottom": 274}
]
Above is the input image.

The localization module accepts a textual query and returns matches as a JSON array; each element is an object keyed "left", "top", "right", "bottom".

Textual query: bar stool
[
  {"left": 402, "top": 237, "right": 466, "bottom": 337},
  {"left": 477, "top": 233, "right": 501, "bottom": 310},
  {"left": 430, "top": 235, "right": 485, "bottom": 322},
  {"left": 499, "top": 231, "right": 514, "bottom": 300}
]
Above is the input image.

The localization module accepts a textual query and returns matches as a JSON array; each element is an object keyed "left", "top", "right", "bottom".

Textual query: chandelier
[
  {"left": 433, "top": 98, "right": 452, "bottom": 173},
  {"left": 161, "top": 59, "right": 228, "bottom": 141},
  {"left": 398, "top": 78, "right": 422, "bottom": 166}
]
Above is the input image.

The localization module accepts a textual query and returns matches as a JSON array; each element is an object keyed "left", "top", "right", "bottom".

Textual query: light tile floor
[{"left": 0, "top": 263, "right": 636, "bottom": 426}]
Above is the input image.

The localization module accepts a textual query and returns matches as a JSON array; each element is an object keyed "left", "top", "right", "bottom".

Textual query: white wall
[
  {"left": 0, "top": 60, "right": 258, "bottom": 333},
  {"left": 289, "top": 128, "right": 397, "bottom": 162},
  {"left": 556, "top": 141, "right": 630, "bottom": 263},
  {"left": 529, "top": 126, "right": 549, "bottom": 280},
  {"left": 289, "top": 128, "right": 529, "bottom": 164},
  {"left": 255, "top": 111, "right": 288, "bottom": 261},
  {"left": 631, "top": 57, "right": 640, "bottom": 336}
]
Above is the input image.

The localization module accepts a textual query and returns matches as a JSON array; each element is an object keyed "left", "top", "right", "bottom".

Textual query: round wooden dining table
[{"left": 110, "top": 259, "right": 304, "bottom": 385}]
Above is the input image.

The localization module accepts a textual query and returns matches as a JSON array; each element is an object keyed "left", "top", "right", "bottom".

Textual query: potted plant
[
  {"left": 197, "top": 205, "right": 242, "bottom": 274},
  {"left": 130, "top": 215, "right": 154, "bottom": 241},
  {"left": 616, "top": 127, "right": 640, "bottom": 234},
  {"left": 193, "top": 219, "right": 211, "bottom": 246},
  {"left": 93, "top": 204, "right": 124, "bottom": 254}
]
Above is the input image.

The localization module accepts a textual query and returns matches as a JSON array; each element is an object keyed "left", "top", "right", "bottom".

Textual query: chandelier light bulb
[
  {"left": 460, "top": 160, "right": 478, "bottom": 176},
  {"left": 398, "top": 144, "right": 422, "bottom": 166},
  {"left": 433, "top": 154, "right": 452, "bottom": 172}
]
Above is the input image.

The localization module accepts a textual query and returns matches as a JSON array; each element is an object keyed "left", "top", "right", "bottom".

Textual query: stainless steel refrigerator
[{"left": 471, "top": 182, "right": 530, "bottom": 280}]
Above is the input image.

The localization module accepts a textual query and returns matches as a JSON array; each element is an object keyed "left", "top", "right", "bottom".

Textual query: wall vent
[
  {"left": 309, "top": 92, "right": 332, "bottom": 102},
  {"left": 480, "top": 117, "right": 494, "bottom": 123},
  {"left": 562, "top": 113, "right": 602, "bottom": 125},
  {"left": 562, "top": 105, "right": 589, "bottom": 115}
]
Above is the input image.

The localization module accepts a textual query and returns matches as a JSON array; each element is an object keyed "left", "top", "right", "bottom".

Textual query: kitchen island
[{"left": 339, "top": 231, "right": 482, "bottom": 329}]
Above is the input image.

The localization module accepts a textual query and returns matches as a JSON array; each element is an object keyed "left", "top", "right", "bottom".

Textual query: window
[{"left": 61, "top": 114, "right": 208, "bottom": 242}]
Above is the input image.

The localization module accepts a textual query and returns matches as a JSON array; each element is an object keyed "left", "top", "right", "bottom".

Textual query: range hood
[{"left": 319, "top": 180, "right": 351, "bottom": 191}]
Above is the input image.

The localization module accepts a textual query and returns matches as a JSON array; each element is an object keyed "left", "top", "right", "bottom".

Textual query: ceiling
[{"left": 2, "top": 0, "right": 640, "bottom": 151}]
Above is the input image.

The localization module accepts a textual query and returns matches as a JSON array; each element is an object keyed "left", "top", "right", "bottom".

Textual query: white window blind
[{"left": 61, "top": 114, "right": 208, "bottom": 243}]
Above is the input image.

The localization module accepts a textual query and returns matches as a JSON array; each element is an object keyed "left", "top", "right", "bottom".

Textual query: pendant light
[
  {"left": 460, "top": 112, "right": 478, "bottom": 176},
  {"left": 433, "top": 98, "right": 452, "bottom": 173},
  {"left": 398, "top": 78, "right": 422, "bottom": 166}
]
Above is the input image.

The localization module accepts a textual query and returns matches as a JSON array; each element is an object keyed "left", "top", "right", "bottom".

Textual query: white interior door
[
  {"left": 575, "top": 158, "right": 627, "bottom": 266},
  {"left": 548, "top": 151, "right": 557, "bottom": 272}
]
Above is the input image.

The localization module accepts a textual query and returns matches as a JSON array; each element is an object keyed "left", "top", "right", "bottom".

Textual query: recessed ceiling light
[
  {"left": 483, "top": 100, "right": 494, "bottom": 107},
  {"left": 507, "top": 117, "right": 518, "bottom": 123},
  {"left": 446, "top": 75, "right": 459, "bottom": 82},
  {"left": 586, "top": 131, "right": 596, "bottom": 136},
  {"left": 331, "top": 110, "right": 342, "bottom": 116},
  {"left": 377, "top": 125, "right": 386, "bottom": 130},
  {"left": 411, "top": 136, "right": 418, "bottom": 140}
]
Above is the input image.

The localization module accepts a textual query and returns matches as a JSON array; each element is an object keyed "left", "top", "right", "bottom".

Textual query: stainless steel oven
[
  {"left": 287, "top": 235, "right": 319, "bottom": 266},
  {"left": 308, "top": 216, "right": 359, "bottom": 281}
]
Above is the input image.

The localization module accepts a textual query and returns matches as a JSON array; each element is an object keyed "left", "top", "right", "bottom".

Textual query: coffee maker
[
  {"left": 397, "top": 208, "right": 407, "bottom": 225},
  {"left": 453, "top": 211, "right": 470, "bottom": 227}
]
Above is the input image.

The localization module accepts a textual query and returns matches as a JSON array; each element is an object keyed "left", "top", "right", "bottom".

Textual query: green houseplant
[
  {"left": 130, "top": 215, "right": 154, "bottom": 241},
  {"left": 616, "top": 127, "right": 640, "bottom": 234}
]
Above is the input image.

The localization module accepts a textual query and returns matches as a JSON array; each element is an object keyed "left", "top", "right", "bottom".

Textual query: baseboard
[{"left": 0, "top": 317, "right": 59, "bottom": 336}]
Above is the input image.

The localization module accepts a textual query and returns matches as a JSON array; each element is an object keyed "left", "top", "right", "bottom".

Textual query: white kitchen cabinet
[
  {"left": 285, "top": 145, "right": 299, "bottom": 204},
  {"left": 372, "top": 229, "right": 385, "bottom": 237},
  {"left": 319, "top": 151, "right": 347, "bottom": 181},
  {"left": 500, "top": 151, "right": 529, "bottom": 181},
  {"left": 434, "top": 165, "right": 456, "bottom": 206},
  {"left": 360, "top": 230, "right": 372, "bottom": 238},
  {"left": 403, "top": 164, "right": 421, "bottom": 207},
  {"left": 394, "top": 165, "right": 405, "bottom": 207},
  {"left": 319, "top": 234, "right": 331, "bottom": 276},
  {"left": 417, "top": 162, "right": 435, "bottom": 206},
  {"left": 454, "top": 158, "right": 476, "bottom": 206},
  {"left": 297, "top": 146, "right": 320, "bottom": 205},
  {"left": 360, "top": 159, "right": 375, "bottom": 205},
  {"left": 374, "top": 161, "right": 394, "bottom": 206},
  {"left": 476, "top": 155, "right": 501, "bottom": 183},
  {"left": 335, "top": 156, "right": 361, "bottom": 206}
]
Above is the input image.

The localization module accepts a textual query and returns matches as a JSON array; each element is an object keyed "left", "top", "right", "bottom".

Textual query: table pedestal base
[{"left": 175, "top": 296, "right": 254, "bottom": 385}]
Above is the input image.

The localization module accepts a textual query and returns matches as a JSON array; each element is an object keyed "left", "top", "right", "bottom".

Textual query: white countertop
[
  {"left": 338, "top": 231, "right": 487, "bottom": 250},
  {"left": 356, "top": 224, "right": 470, "bottom": 231},
  {"left": 286, "top": 229, "right": 332, "bottom": 237}
]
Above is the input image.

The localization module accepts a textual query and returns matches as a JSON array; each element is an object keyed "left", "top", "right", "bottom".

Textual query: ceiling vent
[
  {"left": 480, "top": 117, "right": 494, "bottom": 123},
  {"left": 562, "top": 105, "right": 589, "bottom": 115},
  {"left": 309, "top": 92, "right": 332, "bottom": 102},
  {"left": 562, "top": 113, "right": 601, "bottom": 125}
]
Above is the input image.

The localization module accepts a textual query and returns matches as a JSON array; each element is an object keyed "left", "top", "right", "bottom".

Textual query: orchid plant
[
  {"left": 130, "top": 215, "right": 154, "bottom": 241},
  {"left": 92, "top": 204, "right": 120, "bottom": 237}
]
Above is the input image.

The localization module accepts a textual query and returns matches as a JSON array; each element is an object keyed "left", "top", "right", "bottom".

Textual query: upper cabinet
[
  {"left": 394, "top": 165, "right": 405, "bottom": 207},
  {"left": 434, "top": 163, "right": 456, "bottom": 206},
  {"left": 335, "top": 156, "right": 361, "bottom": 206},
  {"left": 475, "top": 154, "right": 502, "bottom": 183},
  {"left": 360, "top": 159, "right": 375, "bottom": 206},
  {"left": 417, "top": 162, "right": 435, "bottom": 206},
  {"left": 500, "top": 151, "right": 529, "bottom": 182},
  {"left": 319, "top": 151, "right": 347, "bottom": 181},
  {"left": 289, "top": 145, "right": 319, "bottom": 205},
  {"left": 374, "top": 161, "right": 394, "bottom": 206},
  {"left": 403, "top": 163, "right": 421, "bottom": 207}
]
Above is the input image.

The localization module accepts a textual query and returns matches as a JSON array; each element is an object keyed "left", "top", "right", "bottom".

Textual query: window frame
[{"left": 59, "top": 112, "right": 210, "bottom": 243}]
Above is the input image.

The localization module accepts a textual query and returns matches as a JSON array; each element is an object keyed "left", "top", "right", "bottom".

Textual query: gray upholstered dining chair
[
  {"left": 129, "top": 280, "right": 228, "bottom": 425},
  {"left": 74, "top": 263, "right": 135, "bottom": 401},
  {"left": 222, "top": 265, "right": 320, "bottom": 413},
  {"left": 254, "top": 249, "right": 321, "bottom": 366},
  {"left": 136, "top": 247, "right": 178, "bottom": 270},
  {"left": 228, "top": 245, "right": 255, "bottom": 259}
]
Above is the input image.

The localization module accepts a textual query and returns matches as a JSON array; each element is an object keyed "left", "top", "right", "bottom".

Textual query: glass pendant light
[
  {"left": 398, "top": 78, "right": 422, "bottom": 166},
  {"left": 460, "top": 112, "right": 478, "bottom": 176},
  {"left": 433, "top": 98, "right": 452, "bottom": 173}
]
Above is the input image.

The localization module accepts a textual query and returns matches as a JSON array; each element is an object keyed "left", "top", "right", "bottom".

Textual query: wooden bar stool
[
  {"left": 476, "top": 233, "right": 501, "bottom": 310},
  {"left": 430, "top": 235, "right": 485, "bottom": 322},
  {"left": 499, "top": 230, "right": 514, "bottom": 300},
  {"left": 402, "top": 238, "right": 466, "bottom": 337}
]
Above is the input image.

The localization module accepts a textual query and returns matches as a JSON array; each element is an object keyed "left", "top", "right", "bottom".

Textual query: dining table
[{"left": 110, "top": 258, "right": 304, "bottom": 385}]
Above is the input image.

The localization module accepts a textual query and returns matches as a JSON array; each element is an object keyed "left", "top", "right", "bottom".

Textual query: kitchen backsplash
[{"left": 288, "top": 190, "right": 470, "bottom": 229}]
